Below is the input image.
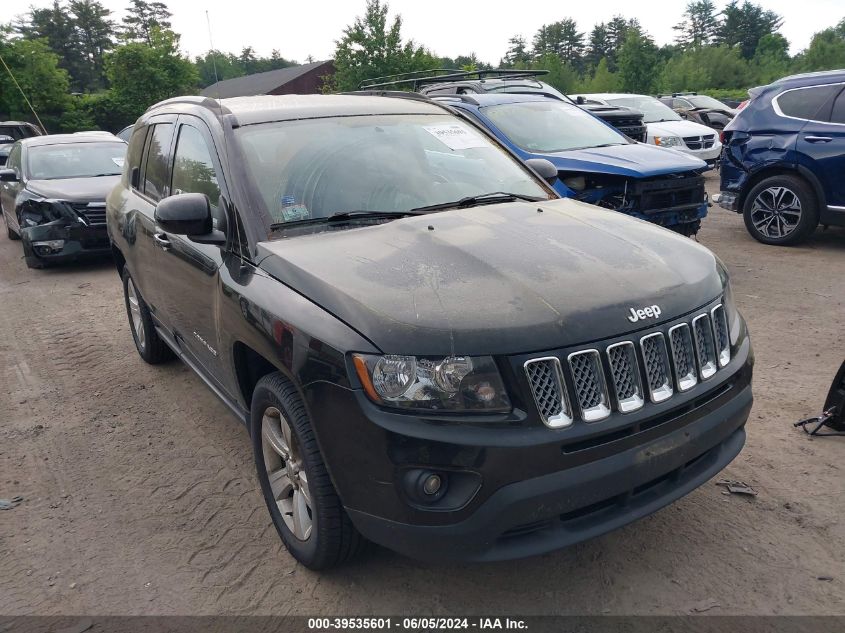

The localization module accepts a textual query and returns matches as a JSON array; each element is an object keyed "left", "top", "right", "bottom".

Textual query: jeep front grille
[
  {"left": 640, "top": 332, "right": 674, "bottom": 403},
  {"left": 711, "top": 304, "right": 730, "bottom": 367},
  {"left": 524, "top": 357, "right": 572, "bottom": 429},
  {"left": 523, "top": 302, "right": 732, "bottom": 425},
  {"left": 692, "top": 314, "right": 718, "bottom": 379},
  {"left": 568, "top": 350, "right": 611, "bottom": 421},
  {"left": 668, "top": 323, "right": 698, "bottom": 391},
  {"left": 606, "top": 342, "right": 644, "bottom": 413}
]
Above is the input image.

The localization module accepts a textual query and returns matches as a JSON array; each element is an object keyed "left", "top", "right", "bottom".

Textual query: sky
[{"left": 1, "top": 0, "right": 840, "bottom": 63}]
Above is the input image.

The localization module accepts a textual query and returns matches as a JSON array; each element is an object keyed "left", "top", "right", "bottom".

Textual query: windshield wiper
[
  {"left": 410, "top": 191, "right": 545, "bottom": 213},
  {"left": 271, "top": 210, "right": 421, "bottom": 229}
]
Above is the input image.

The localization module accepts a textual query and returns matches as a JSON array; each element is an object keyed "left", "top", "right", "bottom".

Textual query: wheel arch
[{"left": 739, "top": 165, "right": 825, "bottom": 212}]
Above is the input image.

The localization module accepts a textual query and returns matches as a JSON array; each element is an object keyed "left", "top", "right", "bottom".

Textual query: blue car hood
[{"left": 530, "top": 143, "right": 707, "bottom": 178}]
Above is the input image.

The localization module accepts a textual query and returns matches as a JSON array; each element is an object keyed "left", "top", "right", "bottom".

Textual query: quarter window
[
  {"left": 126, "top": 125, "right": 148, "bottom": 188},
  {"left": 776, "top": 85, "right": 840, "bottom": 121},
  {"left": 142, "top": 123, "right": 174, "bottom": 201},
  {"left": 171, "top": 125, "right": 221, "bottom": 205}
]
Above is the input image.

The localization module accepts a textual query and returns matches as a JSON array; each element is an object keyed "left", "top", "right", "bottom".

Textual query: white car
[{"left": 573, "top": 93, "right": 722, "bottom": 165}]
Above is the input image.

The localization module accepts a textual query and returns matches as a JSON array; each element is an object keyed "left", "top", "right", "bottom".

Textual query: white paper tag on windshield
[
  {"left": 423, "top": 123, "right": 487, "bottom": 150},
  {"left": 112, "top": 157, "right": 125, "bottom": 167}
]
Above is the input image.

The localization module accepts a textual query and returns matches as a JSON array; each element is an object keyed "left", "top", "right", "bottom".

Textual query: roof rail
[
  {"left": 145, "top": 95, "right": 232, "bottom": 114},
  {"left": 344, "top": 90, "right": 436, "bottom": 104},
  {"left": 359, "top": 68, "right": 550, "bottom": 91}
]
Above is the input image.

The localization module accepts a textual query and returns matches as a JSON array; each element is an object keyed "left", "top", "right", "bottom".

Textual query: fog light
[
  {"left": 423, "top": 474, "right": 442, "bottom": 496},
  {"left": 32, "top": 240, "right": 64, "bottom": 254}
]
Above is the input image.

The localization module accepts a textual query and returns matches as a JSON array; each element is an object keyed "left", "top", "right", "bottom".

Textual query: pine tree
[
  {"left": 121, "top": 0, "right": 173, "bottom": 45},
  {"left": 673, "top": 0, "right": 718, "bottom": 49}
]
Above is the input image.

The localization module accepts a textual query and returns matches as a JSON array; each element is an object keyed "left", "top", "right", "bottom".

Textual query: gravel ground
[{"left": 1, "top": 173, "right": 843, "bottom": 616}]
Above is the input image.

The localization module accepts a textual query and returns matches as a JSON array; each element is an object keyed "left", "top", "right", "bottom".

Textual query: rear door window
[
  {"left": 776, "top": 84, "right": 841, "bottom": 122},
  {"left": 142, "top": 123, "right": 174, "bottom": 201},
  {"left": 829, "top": 88, "right": 845, "bottom": 124}
]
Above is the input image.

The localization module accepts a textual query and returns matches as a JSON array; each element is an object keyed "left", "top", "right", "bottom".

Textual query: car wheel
[
  {"left": 122, "top": 267, "right": 174, "bottom": 364},
  {"left": 252, "top": 372, "right": 365, "bottom": 570},
  {"left": 743, "top": 175, "right": 818, "bottom": 246}
]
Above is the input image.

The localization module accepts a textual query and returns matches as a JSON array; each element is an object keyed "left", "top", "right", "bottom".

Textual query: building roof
[{"left": 201, "top": 60, "right": 333, "bottom": 99}]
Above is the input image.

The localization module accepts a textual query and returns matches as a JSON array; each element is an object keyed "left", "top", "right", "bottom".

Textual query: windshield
[
  {"left": 234, "top": 113, "right": 551, "bottom": 225},
  {"left": 27, "top": 142, "right": 126, "bottom": 180},
  {"left": 605, "top": 96, "right": 682, "bottom": 123},
  {"left": 483, "top": 100, "right": 626, "bottom": 153},
  {"left": 486, "top": 81, "right": 567, "bottom": 100},
  {"left": 688, "top": 95, "right": 730, "bottom": 109}
]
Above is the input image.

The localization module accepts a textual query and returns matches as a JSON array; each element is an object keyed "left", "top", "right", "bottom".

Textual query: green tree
[
  {"left": 69, "top": 0, "right": 115, "bottom": 91},
  {"left": 580, "top": 57, "right": 620, "bottom": 92},
  {"left": 532, "top": 19, "right": 584, "bottom": 68},
  {"left": 659, "top": 45, "right": 751, "bottom": 92},
  {"left": 502, "top": 35, "right": 531, "bottom": 67},
  {"left": 328, "top": 0, "right": 438, "bottom": 92},
  {"left": 751, "top": 33, "right": 790, "bottom": 83},
  {"left": 15, "top": 0, "right": 86, "bottom": 91},
  {"left": 797, "top": 25, "right": 845, "bottom": 72},
  {"left": 585, "top": 23, "right": 609, "bottom": 71},
  {"left": 0, "top": 36, "right": 69, "bottom": 129},
  {"left": 121, "top": 0, "right": 172, "bottom": 44},
  {"left": 617, "top": 30, "right": 659, "bottom": 93},
  {"left": 673, "top": 0, "right": 718, "bottom": 49},
  {"left": 605, "top": 15, "right": 640, "bottom": 71},
  {"left": 715, "top": 0, "right": 782, "bottom": 59},
  {"left": 106, "top": 27, "right": 197, "bottom": 126}
]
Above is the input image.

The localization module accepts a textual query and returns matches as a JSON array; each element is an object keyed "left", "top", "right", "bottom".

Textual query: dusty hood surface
[
  {"left": 26, "top": 175, "right": 120, "bottom": 202},
  {"left": 257, "top": 199, "right": 723, "bottom": 356}
]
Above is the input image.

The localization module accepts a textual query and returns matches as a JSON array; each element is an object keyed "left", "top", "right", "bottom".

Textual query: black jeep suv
[{"left": 107, "top": 93, "right": 753, "bottom": 569}]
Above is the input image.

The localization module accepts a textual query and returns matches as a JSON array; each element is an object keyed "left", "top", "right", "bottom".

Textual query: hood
[
  {"left": 257, "top": 199, "right": 723, "bottom": 356},
  {"left": 529, "top": 142, "right": 706, "bottom": 178},
  {"left": 646, "top": 119, "right": 718, "bottom": 138},
  {"left": 26, "top": 175, "right": 121, "bottom": 202}
]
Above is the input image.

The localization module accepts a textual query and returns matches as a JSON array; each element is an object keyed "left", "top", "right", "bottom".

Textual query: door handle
[
  {"left": 804, "top": 135, "right": 833, "bottom": 143},
  {"left": 153, "top": 232, "right": 171, "bottom": 249}
]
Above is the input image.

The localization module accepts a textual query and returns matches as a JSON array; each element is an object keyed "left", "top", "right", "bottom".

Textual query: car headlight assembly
[
  {"left": 353, "top": 353, "right": 511, "bottom": 413},
  {"left": 654, "top": 135, "right": 683, "bottom": 148}
]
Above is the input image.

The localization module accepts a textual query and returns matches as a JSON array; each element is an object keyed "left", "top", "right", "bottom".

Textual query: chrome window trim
[
  {"left": 606, "top": 341, "right": 644, "bottom": 413},
  {"left": 567, "top": 349, "right": 611, "bottom": 422},
  {"left": 668, "top": 323, "right": 698, "bottom": 392},
  {"left": 771, "top": 82, "right": 845, "bottom": 125},
  {"left": 523, "top": 356, "right": 573, "bottom": 429},
  {"left": 639, "top": 332, "right": 674, "bottom": 404}
]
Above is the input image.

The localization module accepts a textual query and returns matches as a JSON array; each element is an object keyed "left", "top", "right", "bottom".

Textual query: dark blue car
[
  {"left": 718, "top": 69, "right": 845, "bottom": 245},
  {"left": 436, "top": 93, "right": 710, "bottom": 235}
]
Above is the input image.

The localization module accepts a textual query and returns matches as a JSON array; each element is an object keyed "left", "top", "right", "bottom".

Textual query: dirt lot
[{"left": 1, "top": 173, "right": 843, "bottom": 616}]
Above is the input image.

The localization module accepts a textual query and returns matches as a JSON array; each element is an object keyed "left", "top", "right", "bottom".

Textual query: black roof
[{"left": 200, "top": 60, "right": 333, "bottom": 99}]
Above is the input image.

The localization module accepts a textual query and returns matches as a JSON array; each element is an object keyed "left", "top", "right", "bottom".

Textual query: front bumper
[
  {"left": 22, "top": 222, "right": 111, "bottom": 264},
  {"left": 305, "top": 340, "right": 753, "bottom": 562},
  {"left": 677, "top": 144, "right": 722, "bottom": 163}
]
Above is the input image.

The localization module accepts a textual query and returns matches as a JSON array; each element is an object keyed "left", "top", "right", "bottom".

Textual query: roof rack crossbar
[{"left": 359, "top": 68, "right": 550, "bottom": 91}]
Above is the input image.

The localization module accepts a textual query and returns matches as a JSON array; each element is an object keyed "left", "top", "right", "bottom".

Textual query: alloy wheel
[
  {"left": 127, "top": 279, "right": 145, "bottom": 351},
  {"left": 262, "top": 406, "right": 312, "bottom": 541},
  {"left": 749, "top": 186, "right": 802, "bottom": 240}
]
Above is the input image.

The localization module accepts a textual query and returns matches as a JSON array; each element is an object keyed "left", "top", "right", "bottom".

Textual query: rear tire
[
  {"left": 252, "top": 372, "right": 365, "bottom": 570},
  {"left": 742, "top": 175, "right": 818, "bottom": 246},
  {"left": 122, "top": 267, "right": 174, "bottom": 364}
]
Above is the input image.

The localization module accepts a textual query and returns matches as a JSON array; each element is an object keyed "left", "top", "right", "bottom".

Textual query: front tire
[
  {"left": 743, "top": 175, "right": 818, "bottom": 245},
  {"left": 252, "top": 372, "right": 364, "bottom": 570},
  {"left": 122, "top": 267, "right": 174, "bottom": 364}
]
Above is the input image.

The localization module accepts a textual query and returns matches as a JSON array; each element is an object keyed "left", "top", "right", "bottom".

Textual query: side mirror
[
  {"left": 525, "top": 158, "right": 558, "bottom": 186},
  {"left": 155, "top": 193, "right": 225, "bottom": 244},
  {"left": 0, "top": 168, "right": 19, "bottom": 182}
]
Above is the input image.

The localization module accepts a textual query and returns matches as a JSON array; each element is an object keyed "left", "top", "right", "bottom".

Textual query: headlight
[
  {"left": 352, "top": 353, "right": 511, "bottom": 413},
  {"left": 654, "top": 135, "right": 682, "bottom": 147}
]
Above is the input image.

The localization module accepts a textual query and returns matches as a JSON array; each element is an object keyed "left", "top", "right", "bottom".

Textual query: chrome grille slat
[
  {"left": 639, "top": 333, "right": 673, "bottom": 403},
  {"left": 711, "top": 304, "right": 730, "bottom": 367},
  {"left": 668, "top": 323, "right": 698, "bottom": 391},
  {"left": 692, "top": 314, "right": 718, "bottom": 379},
  {"left": 606, "top": 342, "right": 644, "bottom": 413},
  {"left": 567, "top": 350, "right": 611, "bottom": 421},
  {"left": 524, "top": 357, "right": 572, "bottom": 429}
]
